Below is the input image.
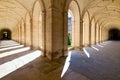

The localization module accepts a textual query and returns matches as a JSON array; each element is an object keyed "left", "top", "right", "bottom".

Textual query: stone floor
[
  {"left": 0, "top": 40, "right": 65, "bottom": 80},
  {"left": 63, "top": 41, "right": 120, "bottom": 80},
  {"left": 0, "top": 40, "right": 120, "bottom": 80}
]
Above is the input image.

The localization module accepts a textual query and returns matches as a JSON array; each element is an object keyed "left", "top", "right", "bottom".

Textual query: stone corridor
[
  {"left": 0, "top": 0, "right": 120, "bottom": 80},
  {"left": 0, "top": 40, "right": 120, "bottom": 80}
]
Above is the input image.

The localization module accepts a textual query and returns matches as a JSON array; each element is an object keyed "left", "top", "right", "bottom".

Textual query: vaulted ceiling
[
  {"left": 0, "top": 0, "right": 35, "bottom": 30},
  {"left": 79, "top": 0, "right": 120, "bottom": 29},
  {"left": 0, "top": 0, "right": 120, "bottom": 30}
]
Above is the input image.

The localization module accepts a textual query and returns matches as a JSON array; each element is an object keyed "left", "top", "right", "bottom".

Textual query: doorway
[
  {"left": 0, "top": 29, "right": 11, "bottom": 40},
  {"left": 108, "top": 28, "right": 120, "bottom": 40}
]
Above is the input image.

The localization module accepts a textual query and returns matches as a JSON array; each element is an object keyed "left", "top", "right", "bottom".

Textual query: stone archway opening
[
  {"left": 108, "top": 28, "right": 120, "bottom": 40},
  {"left": 32, "top": 1, "right": 43, "bottom": 50},
  {"left": 68, "top": 10, "right": 73, "bottom": 47},
  {"left": 0, "top": 29, "right": 11, "bottom": 40},
  {"left": 67, "top": 0, "right": 80, "bottom": 50}
]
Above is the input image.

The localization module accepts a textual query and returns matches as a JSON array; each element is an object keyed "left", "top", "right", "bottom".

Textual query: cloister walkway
[
  {"left": 0, "top": 40, "right": 120, "bottom": 80},
  {"left": 63, "top": 41, "right": 120, "bottom": 80}
]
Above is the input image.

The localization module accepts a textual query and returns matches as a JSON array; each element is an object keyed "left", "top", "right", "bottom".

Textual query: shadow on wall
[
  {"left": 108, "top": 28, "right": 120, "bottom": 41},
  {"left": 0, "top": 29, "right": 11, "bottom": 40}
]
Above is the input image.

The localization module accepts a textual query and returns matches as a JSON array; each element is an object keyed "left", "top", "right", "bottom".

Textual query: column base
[{"left": 46, "top": 49, "right": 66, "bottom": 60}]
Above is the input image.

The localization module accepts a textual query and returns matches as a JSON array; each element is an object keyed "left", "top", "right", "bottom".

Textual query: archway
[
  {"left": 68, "top": 10, "right": 73, "bottom": 47},
  {"left": 108, "top": 28, "right": 120, "bottom": 40},
  {"left": 68, "top": 0, "right": 80, "bottom": 49},
  {"left": 0, "top": 29, "right": 11, "bottom": 40},
  {"left": 91, "top": 19, "right": 96, "bottom": 45},
  {"left": 32, "top": 1, "right": 43, "bottom": 49}
]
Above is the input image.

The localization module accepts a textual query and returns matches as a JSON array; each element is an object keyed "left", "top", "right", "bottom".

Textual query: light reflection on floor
[
  {"left": 97, "top": 44, "right": 104, "bottom": 47},
  {"left": 0, "top": 50, "right": 41, "bottom": 79},
  {"left": 0, "top": 47, "right": 30, "bottom": 58},
  {"left": 83, "top": 48, "right": 90, "bottom": 58},
  {"left": 0, "top": 45, "right": 24, "bottom": 51},
  {"left": 61, "top": 51, "right": 72, "bottom": 78},
  {"left": 0, "top": 44, "right": 20, "bottom": 48},
  {"left": 91, "top": 46, "right": 99, "bottom": 51}
]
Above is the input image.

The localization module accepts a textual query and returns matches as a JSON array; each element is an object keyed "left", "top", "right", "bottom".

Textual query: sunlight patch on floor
[
  {"left": 97, "top": 44, "right": 104, "bottom": 47},
  {"left": 0, "top": 50, "right": 41, "bottom": 79},
  {"left": 91, "top": 46, "right": 99, "bottom": 51},
  {"left": 0, "top": 47, "right": 30, "bottom": 58},
  {"left": 61, "top": 51, "right": 72, "bottom": 78},
  {"left": 0, "top": 45, "right": 24, "bottom": 51},
  {"left": 83, "top": 48, "right": 90, "bottom": 58}
]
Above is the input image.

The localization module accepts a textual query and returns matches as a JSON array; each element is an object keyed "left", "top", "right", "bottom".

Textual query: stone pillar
[
  {"left": 80, "top": 19, "right": 84, "bottom": 50},
  {"left": 18, "top": 24, "right": 21, "bottom": 43},
  {"left": 30, "top": 17, "right": 33, "bottom": 48},
  {"left": 24, "top": 22, "right": 26, "bottom": 46},
  {"left": 16, "top": 26, "right": 19, "bottom": 42},
  {"left": 101, "top": 27, "right": 105, "bottom": 42},
  {"left": 96, "top": 24, "right": 99, "bottom": 44},
  {"left": 45, "top": 8, "right": 64, "bottom": 60},
  {"left": 94, "top": 23, "right": 97, "bottom": 44},
  {"left": 89, "top": 22, "right": 92, "bottom": 46},
  {"left": 63, "top": 12, "right": 68, "bottom": 56},
  {"left": 39, "top": 11, "right": 46, "bottom": 56},
  {"left": 21, "top": 21, "right": 25, "bottom": 44},
  {"left": 98, "top": 26, "right": 101, "bottom": 43},
  {"left": 99, "top": 26, "right": 102, "bottom": 43},
  {"left": 19, "top": 23, "right": 22, "bottom": 44}
]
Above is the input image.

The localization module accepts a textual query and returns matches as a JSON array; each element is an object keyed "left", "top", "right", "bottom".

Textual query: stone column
[
  {"left": 63, "top": 12, "right": 68, "bottom": 56},
  {"left": 39, "top": 11, "right": 46, "bottom": 56},
  {"left": 45, "top": 8, "right": 64, "bottom": 60},
  {"left": 18, "top": 24, "right": 21, "bottom": 43},
  {"left": 89, "top": 22, "right": 92, "bottom": 46},
  {"left": 94, "top": 23, "right": 97, "bottom": 44},
  {"left": 21, "top": 21, "right": 25, "bottom": 44},
  {"left": 24, "top": 22, "right": 26, "bottom": 46},
  {"left": 16, "top": 27, "right": 19, "bottom": 42},
  {"left": 96, "top": 24, "right": 99, "bottom": 44},
  {"left": 80, "top": 19, "right": 84, "bottom": 50},
  {"left": 99, "top": 26, "right": 102, "bottom": 43},
  {"left": 101, "top": 27, "right": 104, "bottom": 42},
  {"left": 30, "top": 17, "right": 33, "bottom": 48},
  {"left": 98, "top": 26, "right": 101, "bottom": 43},
  {"left": 19, "top": 23, "right": 22, "bottom": 44}
]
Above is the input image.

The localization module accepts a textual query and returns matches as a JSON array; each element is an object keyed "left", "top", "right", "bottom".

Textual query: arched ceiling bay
[
  {"left": 0, "top": 0, "right": 120, "bottom": 30},
  {"left": 77, "top": 0, "right": 120, "bottom": 29},
  {"left": 0, "top": 0, "right": 35, "bottom": 30}
]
